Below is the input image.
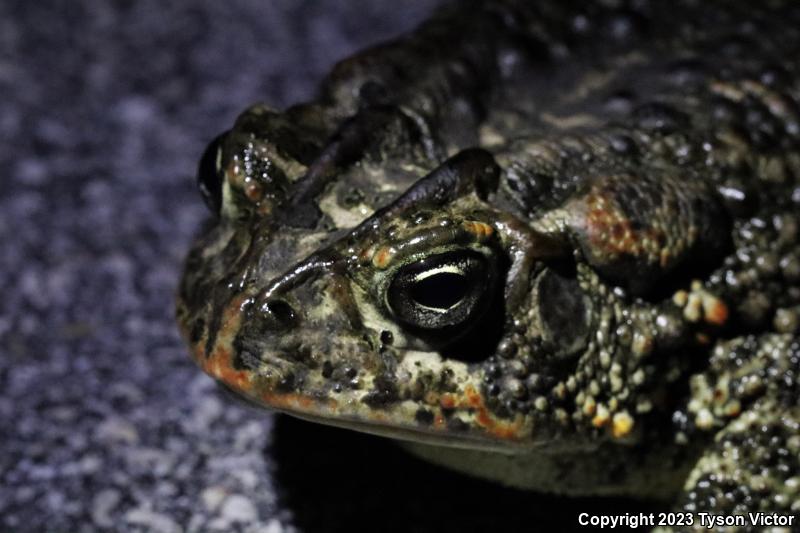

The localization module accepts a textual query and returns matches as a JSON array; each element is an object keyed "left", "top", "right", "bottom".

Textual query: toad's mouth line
[
  {"left": 189, "top": 313, "right": 538, "bottom": 452},
  {"left": 216, "top": 379, "right": 540, "bottom": 454},
  {"left": 262, "top": 400, "right": 541, "bottom": 454}
]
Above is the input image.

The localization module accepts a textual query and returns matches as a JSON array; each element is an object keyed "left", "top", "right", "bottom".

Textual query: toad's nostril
[{"left": 263, "top": 299, "right": 297, "bottom": 328}]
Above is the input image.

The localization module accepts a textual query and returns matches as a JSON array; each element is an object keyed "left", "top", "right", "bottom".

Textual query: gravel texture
[{"left": 1, "top": 2, "right": 653, "bottom": 531}]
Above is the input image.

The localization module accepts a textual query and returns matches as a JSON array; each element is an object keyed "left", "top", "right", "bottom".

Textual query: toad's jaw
[
  {"left": 260, "top": 397, "right": 538, "bottom": 453},
  {"left": 196, "top": 340, "right": 536, "bottom": 452},
  {"left": 180, "top": 292, "right": 535, "bottom": 452}
]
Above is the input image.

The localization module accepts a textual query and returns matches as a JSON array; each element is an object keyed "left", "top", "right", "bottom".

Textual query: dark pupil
[
  {"left": 409, "top": 272, "right": 469, "bottom": 310},
  {"left": 197, "top": 131, "right": 227, "bottom": 214}
]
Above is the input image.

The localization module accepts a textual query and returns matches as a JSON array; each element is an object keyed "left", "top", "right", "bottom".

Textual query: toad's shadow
[{"left": 272, "top": 415, "right": 660, "bottom": 532}]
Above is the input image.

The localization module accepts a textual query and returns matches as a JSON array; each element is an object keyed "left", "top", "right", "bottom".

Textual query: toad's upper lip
[
  {"left": 219, "top": 377, "right": 538, "bottom": 453},
  {"left": 180, "top": 290, "right": 538, "bottom": 451},
  {"left": 265, "top": 401, "right": 538, "bottom": 453},
  {"left": 191, "top": 337, "right": 537, "bottom": 452}
]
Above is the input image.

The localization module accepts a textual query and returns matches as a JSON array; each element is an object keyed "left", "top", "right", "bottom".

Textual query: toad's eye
[
  {"left": 196, "top": 131, "right": 228, "bottom": 214},
  {"left": 387, "top": 250, "right": 493, "bottom": 330}
]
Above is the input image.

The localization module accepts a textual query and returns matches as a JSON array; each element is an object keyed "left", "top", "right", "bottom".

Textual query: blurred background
[{"left": 0, "top": 1, "right": 655, "bottom": 531}]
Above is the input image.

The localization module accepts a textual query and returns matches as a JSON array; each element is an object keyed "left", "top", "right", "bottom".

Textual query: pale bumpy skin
[{"left": 178, "top": 1, "right": 800, "bottom": 529}]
